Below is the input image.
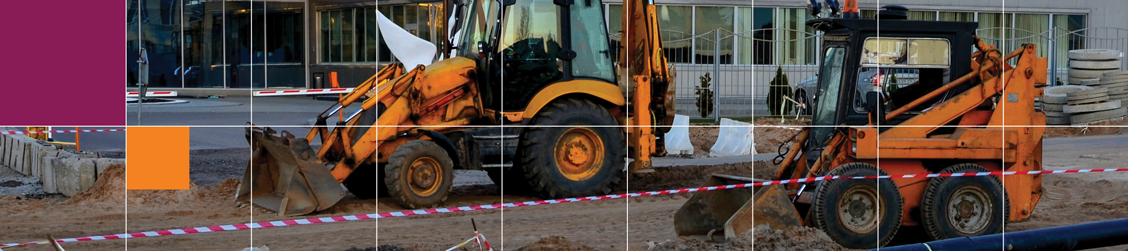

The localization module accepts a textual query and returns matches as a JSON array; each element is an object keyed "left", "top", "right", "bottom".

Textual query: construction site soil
[{"left": 2, "top": 120, "right": 1128, "bottom": 250}]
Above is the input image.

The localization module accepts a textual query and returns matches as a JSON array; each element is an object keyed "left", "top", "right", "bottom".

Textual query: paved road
[{"left": 82, "top": 95, "right": 1128, "bottom": 158}]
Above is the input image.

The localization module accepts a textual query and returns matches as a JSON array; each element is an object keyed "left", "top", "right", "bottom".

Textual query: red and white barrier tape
[
  {"left": 126, "top": 91, "right": 177, "bottom": 97},
  {"left": 0, "top": 129, "right": 124, "bottom": 135},
  {"left": 4, "top": 167, "right": 1127, "bottom": 248},
  {"left": 254, "top": 88, "right": 354, "bottom": 96}
]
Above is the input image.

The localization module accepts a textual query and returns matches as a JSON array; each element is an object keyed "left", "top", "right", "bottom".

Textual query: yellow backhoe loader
[
  {"left": 237, "top": 0, "right": 677, "bottom": 216},
  {"left": 675, "top": 3, "right": 1047, "bottom": 249}
]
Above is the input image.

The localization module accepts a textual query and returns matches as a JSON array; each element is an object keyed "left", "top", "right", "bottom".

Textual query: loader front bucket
[
  {"left": 674, "top": 174, "right": 803, "bottom": 241},
  {"left": 236, "top": 128, "right": 346, "bottom": 216}
]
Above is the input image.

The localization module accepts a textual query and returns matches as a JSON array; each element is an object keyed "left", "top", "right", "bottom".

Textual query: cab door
[{"left": 495, "top": 0, "right": 616, "bottom": 112}]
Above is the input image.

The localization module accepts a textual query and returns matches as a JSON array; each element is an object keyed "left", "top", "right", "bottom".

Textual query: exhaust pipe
[{"left": 878, "top": 218, "right": 1128, "bottom": 251}]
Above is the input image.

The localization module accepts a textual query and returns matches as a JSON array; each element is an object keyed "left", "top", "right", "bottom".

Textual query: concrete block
[
  {"left": 40, "top": 158, "right": 57, "bottom": 194},
  {"left": 3, "top": 137, "right": 12, "bottom": 169},
  {"left": 12, "top": 141, "right": 24, "bottom": 175},
  {"left": 94, "top": 158, "right": 126, "bottom": 179},
  {"left": 23, "top": 144, "right": 35, "bottom": 176},
  {"left": 33, "top": 146, "right": 47, "bottom": 180},
  {"left": 55, "top": 157, "right": 98, "bottom": 197},
  {"left": 0, "top": 136, "right": 7, "bottom": 167}
]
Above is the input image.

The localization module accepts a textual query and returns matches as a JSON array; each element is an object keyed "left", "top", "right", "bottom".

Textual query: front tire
[
  {"left": 517, "top": 98, "right": 625, "bottom": 198},
  {"left": 921, "top": 163, "right": 1008, "bottom": 240},
  {"left": 812, "top": 163, "right": 903, "bottom": 249},
  {"left": 384, "top": 140, "right": 454, "bottom": 209},
  {"left": 342, "top": 163, "right": 389, "bottom": 199}
]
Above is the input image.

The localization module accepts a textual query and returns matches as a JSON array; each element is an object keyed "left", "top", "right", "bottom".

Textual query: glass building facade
[
  {"left": 128, "top": 0, "right": 306, "bottom": 88},
  {"left": 126, "top": 0, "right": 1088, "bottom": 88}
]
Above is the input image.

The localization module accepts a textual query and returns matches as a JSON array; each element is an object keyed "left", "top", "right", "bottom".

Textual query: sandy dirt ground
[
  {"left": 1044, "top": 116, "right": 1128, "bottom": 137},
  {"left": 3, "top": 126, "right": 1128, "bottom": 250}
]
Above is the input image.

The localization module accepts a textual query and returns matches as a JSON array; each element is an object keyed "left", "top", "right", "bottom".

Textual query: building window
[
  {"left": 320, "top": 4, "right": 444, "bottom": 64},
  {"left": 694, "top": 6, "right": 734, "bottom": 64},
  {"left": 656, "top": 5, "right": 693, "bottom": 63},
  {"left": 939, "top": 11, "right": 974, "bottom": 22},
  {"left": 861, "top": 10, "right": 937, "bottom": 20}
]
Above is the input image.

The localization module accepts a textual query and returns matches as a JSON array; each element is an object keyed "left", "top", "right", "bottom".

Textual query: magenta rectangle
[{"left": 0, "top": 1, "right": 124, "bottom": 126}]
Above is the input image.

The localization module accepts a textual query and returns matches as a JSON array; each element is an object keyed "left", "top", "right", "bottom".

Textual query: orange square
[{"left": 126, "top": 127, "right": 190, "bottom": 190}]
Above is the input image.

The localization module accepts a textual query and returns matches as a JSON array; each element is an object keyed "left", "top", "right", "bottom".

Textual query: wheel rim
[
  {"left": 407, "top": 156, "right": 442, "bottom": 197},
  {"left": 554, "top": 127, "right": 604, "bottom": 181},
  {"left": 837, "top": 185, "right": 880, "bottom": 234},
  {"left": 947, "top": 186, "right": 993, "bottom": 235}
]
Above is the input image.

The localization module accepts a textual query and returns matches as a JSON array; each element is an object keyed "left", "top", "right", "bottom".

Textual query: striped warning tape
[
  {"left": 126, "top": 91, "right": 177, "bottom": 97},
  {"left": 0, "top": 128, "right": 124, "bottom": 135},
  {"left": 254, "top": 88, "right": 354, "bottom": 96},
  {"left": 4, "top": 167, "right": 1127, "bottom": 248}
]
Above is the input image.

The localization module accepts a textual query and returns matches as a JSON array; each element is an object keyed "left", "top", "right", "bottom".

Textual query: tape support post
[{"left": 3, "top": 167, "right": 1127, "bottom": 248}]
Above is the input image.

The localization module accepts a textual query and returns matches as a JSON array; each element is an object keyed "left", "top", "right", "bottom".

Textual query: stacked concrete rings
[
  {"left": 1043, "top": 85, "right": 1093, "bottom": 125},
  {"left": 1063, "top": 87, "right": 1127, "bottom": 125},
  {"left": 1068, "top": 49, "right": 1123, "bottom": 85}
]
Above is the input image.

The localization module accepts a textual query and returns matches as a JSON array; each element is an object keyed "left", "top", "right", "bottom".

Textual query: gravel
[
  {"left": 0, "top": 164, "right": 48, "bottom": 197},
  {"left": 189, "top": 148, "right": 250, "bottom": 186}
]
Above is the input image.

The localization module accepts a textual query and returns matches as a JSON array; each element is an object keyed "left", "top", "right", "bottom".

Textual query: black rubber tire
[
  {"left": 812, "top": 163, "right": 903, "bottom": 249},
  {"left": 516, "top": 98, "right": 625, "bottom": 198},
  {"left": 921, "top": 163, "right": 1008, "bottom": 240},
  {"left": 486, "top": 168, "right": 503, "bottom": 186},
  {"left": 343, "top": 163, "right": 390, "bottom": 199},
  {"left": 343, "top": 163, "right": 377, "bottom": 199},
  {"left": 384, "top": 140, "right": 455, "bottom": 209},
  {"left": 794, "top": 91, "right": 811, "bottom": 115}
]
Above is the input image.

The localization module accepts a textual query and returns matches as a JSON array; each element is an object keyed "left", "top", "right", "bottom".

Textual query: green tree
[
  {"left": 696, "top": 73, "right": 715, "bottom": 118},
  {"left": 768, "top": 66, "right": 794, "bottom": 116}
]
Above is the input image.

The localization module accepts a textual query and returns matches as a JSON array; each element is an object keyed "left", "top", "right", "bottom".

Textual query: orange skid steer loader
[
  {"left": 237, "top": 0, "right": 678, "bottom": 216},
  {"left": 674, "top": 7, "right": 1047, "bottom": 249}
]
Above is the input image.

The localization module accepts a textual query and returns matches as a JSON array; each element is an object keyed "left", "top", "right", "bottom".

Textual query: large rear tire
[
  {"left": 921, "top": 163, "right": 1008, "bottom": 240},
  {"left": 384, "top": 140, "right": 454, "bottom": 209},
  {"left": 517, "top": 98, "right": 625, "bottom": 198},
  {"left": 812, "top": 163, "right": 903, "bottom": 249}
]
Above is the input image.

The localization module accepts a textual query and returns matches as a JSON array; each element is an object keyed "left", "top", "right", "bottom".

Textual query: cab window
[{"left": 854, "top": 37, "right": 950, "bottom": 114}]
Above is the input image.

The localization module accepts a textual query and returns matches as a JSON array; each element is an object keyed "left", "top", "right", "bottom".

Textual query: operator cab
[
  {"left": 805, "top": 11, "right": 977, "bottom": 145},
  {"left": 447, "top": 0, "right": 617, "bottom": 114}
]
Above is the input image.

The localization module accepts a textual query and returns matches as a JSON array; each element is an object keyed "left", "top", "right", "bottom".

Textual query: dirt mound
[
  {"left": 649, "top": 225, "right": 848, "bottom": 251},
  {"left": 751, "top": 225, "right": 850, "bottom": 251},
  {"left": 624, "top": 161, "right": 778, "bottom": 193},
  {"left": 67, "top": 164, "right": 213, "bottom": 207},
  {"left": 517, "top": 236, "right": 596, "bottom": 251},
  {"left": 1009, "top": 175, "right": 1128, "bottom": 231}
]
